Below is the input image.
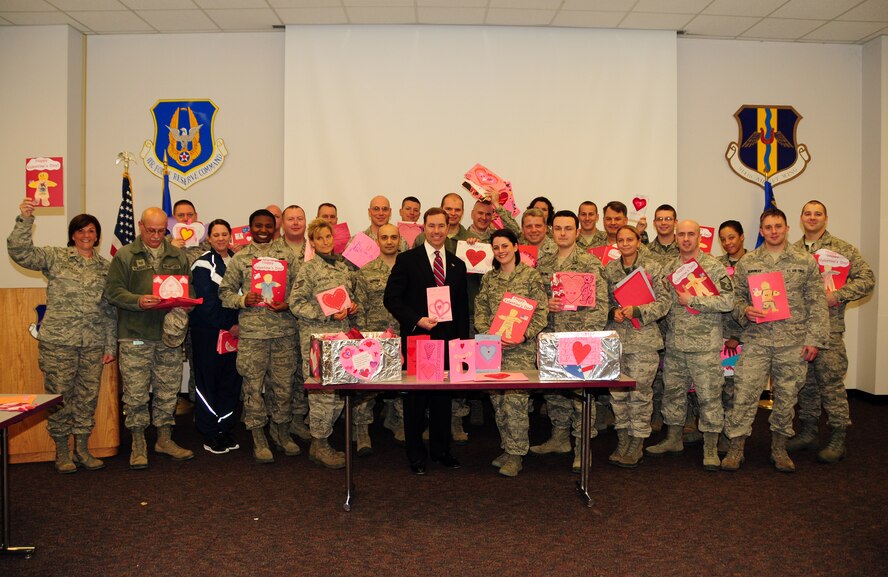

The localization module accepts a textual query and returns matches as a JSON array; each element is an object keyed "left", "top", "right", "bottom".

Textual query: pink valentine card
[
  {"left": 406, "top": 335, "right": 430, "bottom": 376},
  {"left": 456, "top": 240, "right": 493, "bottom": 274},
  {"left": 316, "top": 285, "right": 352, "bottom": 317},
  {"left": 339, "top": 338, "right": 383, "bottom": 382},
  {"left": 333, "top": 222, "right": 351, "bottom": 254},
  {"left": 552, "top": 272, "right": 597, "bottom": 311},
  {"left": 474, "top": 335, "right": 502, "bottom": 372},
  {"left": 397, "top": 222, "right": 423, "bottom": 248},
  {"left": 343, "top": 232, "right": 380, "bottom": 269},
  {"left": 26, "top": 157, "right": 64, "bottom": 207},
  {"left": 448, "top": 339, "right": 476, "bottom": 383},
  {"left": 427, "top": 286, "right": 453, "bottom": 322},
  {"left": 557, "top": 336, "right": 602, "bottom": 367},
  {"left": 416, "top": 339, "right": 445, "bottom": 382}
]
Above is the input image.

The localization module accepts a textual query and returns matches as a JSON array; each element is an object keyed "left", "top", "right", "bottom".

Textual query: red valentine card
[
  {"left": 588, "top": 244, "right": 620, "bottom": 266},
  {"left": 699, "top": 226, "right": 715, "bottom": 253},
  {"left": 552, "top": 271, "right": 596, "bottom": 311},
  {"left": 427, "top": 286, "right": 453, "bottom": 322},
  {"left": 488, "top": 292, "right": 537, "bottom": 342},
  {"left": 217, "top": 330, "right": 239, "bottom": 354},
  {"left": 455, "top": 240, "right": 493, "bottom": 274},
  {"left": 316, "top": 285, "right": 352, "bottom": 317},
  {"left": 251, "top": 258, "right": 287, "bottom": 305},
  {"left": 343, "top": 232, "right": 380, "bottom": 269},
  {"left": 416, "top": 339, "right": 445, "bottom": 382},
  {"left": 749, "top": 271, "right": 791, "bottom": 323},
  {"left": 474, "top": 335, "right": 502, "bottom": 373},
  {"left": 669, "top": 259, "right": 719, "bottom": 315},
  {"left": 813, "top": 249, "right": 851, "bottom": 293},
  {"left": 613, "top": 268, "right": 657, "bottom": 329},
  {"left": 448, "top": 339, "right": 476, "bottom": 383},
  {"left": 333, "top": 222, "right": 351, "bottom": 254},
  {"left": 518, "top": 245, "right": 538, "bottom": 268},
  {"left": 406, "top": 335, "right": 430, "bottom": 376},
  {"left": 230, "top": 225, "right": 252, "bottom": 247},
  {"left": 154, "top": 275, "right": 188, "bottom": 298},
  {"left": 397, "top": 222, "right": 423, "bottom": 248},
  {"left": 26, "top": 157, "right": 64, "bottom": 207}
]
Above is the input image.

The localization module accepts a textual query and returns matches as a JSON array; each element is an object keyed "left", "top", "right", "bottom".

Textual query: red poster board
[{"left": 25, "top": 157, "right": 64, "bottom": 207}]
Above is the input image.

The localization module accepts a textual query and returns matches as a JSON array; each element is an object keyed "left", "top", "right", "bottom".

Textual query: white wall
[
  {"left": 1, "top": 26, "right": 83, "bottom": 288},
  {"left": 85, "top": 32, "right": 285, "bottom": 248}
]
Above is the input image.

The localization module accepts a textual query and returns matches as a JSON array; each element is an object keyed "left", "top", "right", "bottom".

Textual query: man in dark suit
[{"left": 384, "top": 207, "right": 470, "bottom": 474}]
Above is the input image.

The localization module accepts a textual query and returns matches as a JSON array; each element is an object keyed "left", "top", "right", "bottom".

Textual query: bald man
[
  {"left": 266, "top": 204, "right": 283, "bottom": 240},
  {"left": 106, "top": 207, "right": 196, "bottom": 469}
]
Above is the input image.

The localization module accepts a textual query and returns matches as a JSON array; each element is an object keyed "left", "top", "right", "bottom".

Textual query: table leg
[
  {"left": 1, "top": 428, "right": 35, "bottom": 557},
  {"left": 343, "top": 392, "right": 353, "bottom": 512},
  {"left": 575, "top": 390, "right": 593, "bottom": 508}
]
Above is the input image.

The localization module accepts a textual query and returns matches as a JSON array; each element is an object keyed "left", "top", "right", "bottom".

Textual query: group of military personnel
[{"left": 10, "top": 189, "right": 873, "bottom": 476}]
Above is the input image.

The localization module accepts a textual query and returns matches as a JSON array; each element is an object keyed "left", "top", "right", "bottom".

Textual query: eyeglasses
[
  {"left": 370, "top": 206, "right": 391, "bottom": 213},
  {"left": 143, "top": 227, "right": 166, "bottom": 235},
  {"left": 654, "top": 217, "right": 675, "bottom": 222}
]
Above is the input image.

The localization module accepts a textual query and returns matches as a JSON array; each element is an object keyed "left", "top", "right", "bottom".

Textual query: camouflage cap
[{"left": 162, "top": 307, "right": 189, "bottom": 348}]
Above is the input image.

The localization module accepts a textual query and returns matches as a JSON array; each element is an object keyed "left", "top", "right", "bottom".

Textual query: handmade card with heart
[
  {"left": 416, "top": 339, "right": 444, "bottom": 382},
  {"left": 448, "top": 339, "right": 476, "bottom": 383},
  {"left": 455, "top": 240, "right": 493, "bottom": 274},
  {"left": 557, "top": 336, "right": 602, "bottom": 367},
  {"left": 474, "top": 334, "right": 502, "bottom": 373},
  {"left": 427, "top": 286, "right": 453, "bottom": 322},
  {"left": 628, "top": 195, "right": 648, "bottom": 224},
  {"left": 171, "top": 221, "right": 206, "bottom": 247},
  {"left": 153, "top": 275, "right": 188, "bottom": 298},
  {"left": 339, "top": 338, "right": 383, "bottom": 382},
  {"left": 397, "top": 222, "right": 423, "bottom": 248},
  {"left": 316, "top": 285, "right": 352, "bottom": 317},
  {"left": 230, "top": 225, "right": 252, "bottom": 247},
  {"left": 406, "top": 335, "right": 430, "bottom": 376},
  {"left": 476, "top": 372, "right": 529, "bottom": 382},
  {"left": 552, "top": 272, "right": 597, "bottom": 311}
]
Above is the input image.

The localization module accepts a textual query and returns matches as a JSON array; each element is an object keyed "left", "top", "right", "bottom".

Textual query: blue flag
[{"left": 755, "top": 181, "right": 776, "bottom": 248}]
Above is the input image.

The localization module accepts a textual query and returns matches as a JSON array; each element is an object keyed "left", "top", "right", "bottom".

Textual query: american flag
[{"left": 111, "top": 172, "right": 135, "bottom": 256}]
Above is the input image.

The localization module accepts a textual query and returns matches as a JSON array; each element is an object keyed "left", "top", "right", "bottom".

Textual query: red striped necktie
[{"left": 433, "top": 250, "right": 445, "bottom": 287}]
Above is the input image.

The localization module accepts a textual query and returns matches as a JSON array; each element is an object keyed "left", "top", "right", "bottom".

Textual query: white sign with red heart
[
  {"left": 339, "top": 338, "right": 382, "bottom": 382},
  {"left": 628, "top": 195, "right": 648, "bottom": 224},
  {"left": 172, "top": 221, "right": 207, "bottom": 247}
]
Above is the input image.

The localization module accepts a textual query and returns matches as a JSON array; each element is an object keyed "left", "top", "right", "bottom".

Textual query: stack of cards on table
[
  {"left": 152, "top": 275, "right": 202, "bottom": 309},
  {"left": 0, "top": 394, "right": 37, "bottom": 412},
  {"left": 613, "top": 268, "right": 656, "bottom": 329},
  {"left": 668, "top": 259, "right": 718, "bottom": 314},
  {"left": 250, "top": 258, "right": 287, "bottom": 305},
  {"left": 551, "top": 271, "right": 596, "bottom": 310},
  {"left": 748, "top": 272, "right": 790, "bottom": 323}
]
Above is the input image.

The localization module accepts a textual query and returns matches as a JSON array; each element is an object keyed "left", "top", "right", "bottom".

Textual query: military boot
[
  {"left": 52, "top": 435, "right": 77, "bottom": 474},
  {"left": 720, "top": 435, "right": 745, "bottom": 472},
  {"left": 383, "top": 411, "right": 405, "bottom": 444},
  {"left": 451, "top": 416, "right": 468, "bottom": 444},
  {"left": 270, "top": 422, "right": 302, "bottom": 456},
  {"left": 74, "top": 433, "right": 105, "bottom": 470},
  {"left": 717, "top": 433, "right": 729, "bottom": 455},
  {"left": 529, "top": 427, "right": 572, "bottom": 455},
  {"left": 130, "top": 428, "right": 148, "bottom": 470},
  {"left": 770, "top": 433, "right": 795, "bottom": 473},
  {"left": 491, "top": 451, "right": 508, "bottom": 468},
  {"left": 469, "top": 399, "right": 484, "bottom": 426},
  {"left": 354, "top": 424, "right": 373, "bottom": 457},
  {"left": 817, "top": 427, "right": 847, "bottom": 464},
  {"left": 309, "top": 437, "right": 346, "bottom": 469},
  {"left": 645, "top": 425, "right": 684, "bottom": 457},
  {"left": 498, "top": 454, "right": 523, "bottom": 477},
  {"left": 572, "top": 439, "right": 584, "bottom": 473},
  {"left": 155, "top": 426, "right": 194, "bottom": 461},
  {"left": 289, "top": 417, "right": 312, "bottom": 441},
  {"left": 251, "top": 428, "right": 274, "bottom": 463},
  {"left": 608, "top": 429, "right": 630, "bottom": 464},
  {"left": 786, "top": 419, "right": 819, "bottom": 452},
  {"left": 617, "top": 437, "right": 644, "bottom": 468},
  {"left": 702, "top": 432, "right": 720, "bottom": 471}
]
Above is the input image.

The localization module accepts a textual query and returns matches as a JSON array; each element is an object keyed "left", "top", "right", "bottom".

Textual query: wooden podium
[{"left": 0, "top": 288, "right": 119, "bottom": 464}]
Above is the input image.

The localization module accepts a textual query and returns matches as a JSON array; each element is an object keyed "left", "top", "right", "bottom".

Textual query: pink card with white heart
[
  {"left": 416, "top": 339, "right": 445, "bottom": 382},
  {"left": 316, "top": 285, "right": 352, "bottom": 317},
  {"left": 448, "top": 339, "right": 476, "bottom": 383},
  {"left": 427, "top": 286, "right": 453, "bottom": 322},
  {"left": 474, "top": 335, "right": 502, "bottom": 373}
]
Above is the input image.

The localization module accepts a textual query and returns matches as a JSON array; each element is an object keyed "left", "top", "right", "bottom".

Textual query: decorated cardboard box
[
  {"left": 309, "top": 332, "right": 402, "bottom": 385},
  {"left": 537, "top": 331, "right": 622, "bottom": 381}
]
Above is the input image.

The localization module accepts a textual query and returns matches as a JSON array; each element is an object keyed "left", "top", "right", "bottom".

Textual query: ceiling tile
[
  {"left": 560, "top": 0, "right": 635, "bottom": 11},
  {"left": 120, "top": 0, "right": 199, "bottom": 9},
  {"left": 490, "top": 0, "right": 562, "bottom": 9},
  {"left": 551, "top": 10, "right": 624, "bottom": 27},
  {"left": 270, "top": 0, "right": 343, "bottom": 7},
  {"left": 205, "top": 8, "right": 281, "bottom": 29},
  {"left": 740, "top": 17, "right": 825, "bottom": 39},
  {"left": 137, "top": 9, "right": 219, "bottom": 31},
  {"left": 417, "top": 0, "right": 489, "bottom": 7},
  {"left": 194, "top": 0, "right": 269, "bottom": 8},
  {"left": 802, "top": 19, "right": 887, "bottom": 41},
  {"left": 345, "top": 6, "right": 417, "bottom": 23},
  {"left": 0, "top": 0, "right": 57, "bottom": 11},
  {"left": 0, "top": 10, "right": 89, "bottom": 27},
  {"left": 632, "top": 0, "right": 711, "bottom": 15},
  {"left": 771, "top": 0, "right": 862, "bottom": 20},
  {"left": 702, "top": 0, "right": 787, "bottom": 17},
  {"left": 70, "top": 10, "right": 154, "bottom": 32},
  {"left": 50, "top": 0, "right": 128, "bottom": 9},
  {"left": 276, "top": 6, "right": 348, "bottom": 23},
  {"left": 485, "top": 8, "right": 555, "bottom": 25},
  {"left": 683, "top": 14, "right": 760, "bottom": 36},
  {"left": 838, "top": 0, "right": 888, "bottom": 21},
  {"left": 620, "top": 11, "right": 694, "bottom": 29},
  {"left": 417, "top": 6, "right": 486, "bottom": 24},
  {"left": 344, "top": 0, "right": 413, "bottom": 6}
]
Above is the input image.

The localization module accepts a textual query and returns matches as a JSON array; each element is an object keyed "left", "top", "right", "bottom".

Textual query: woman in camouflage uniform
[
  {"left": 474, "top": 229, "right": 548, "bottom": 477},
  {"left": 7, "top": 198, "right": 117, "bottom": 473},
  {"left": 716, "top": 220, "right": 747, "bottom": 451},
  {"left": 603, "top": 225, "right": 670, "bottom": 468}
]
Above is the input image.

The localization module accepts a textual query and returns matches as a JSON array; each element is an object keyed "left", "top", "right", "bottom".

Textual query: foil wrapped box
[
  {"left": 309, "top": 332, "right": 402, "bottom": 385},
  {"left": 537, "top": 331, "right": 622, "bottom": 381}
]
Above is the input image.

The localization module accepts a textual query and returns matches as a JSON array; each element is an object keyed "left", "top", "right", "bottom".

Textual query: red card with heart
[
  {"left": 518, "top": 245, "right": 538, "bottom": 268},
  {"left": 557, "top": 337, "right": 601, "bottom": 366},
  {"left": 230, "top": 225, "right": 252, "bottom": 247},
  {"left": 416, "top": 339, "right": 445, "bottom": 382},
  {"left": 153, "top": 275, "right": 188, "bottom": 298},
  {"left": 316, "top": 285, "right": 352, "bottom": 317},
  {"left": 476, "top": 372, "right": 529, "bottom": 382},
  {"left": 552, "top": 272, "right": 596, "bottom": 311},
  {"left": 216, "top": 330, "right": 239, "bottom": 355},
  {"left": 588, "top": 244, "right": 620, "bottom": 266},
  {"left": 427, "top": 286, "right": 453, "bottom": 322},
  {"left": 406, "top": 335, "right": 430, "bottom": 375},
  {"left": 448, "top": 339, "right": 476, "bottom": 383},
  {"left": 455, "top": 240, "right": 493, "bottom": 274}
]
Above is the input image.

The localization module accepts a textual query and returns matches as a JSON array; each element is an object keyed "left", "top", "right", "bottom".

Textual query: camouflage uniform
[
  {"left": 280, "top": 240, "right": 309, "bottom": 433},
  {"left": 648, "top": 238, "right": 679, "bottom": 259},
  {"left": 354, "top": 257, "right": 402, "bottom": 429},
  {"left": 794, "top": 231, "right": 874, "bottom": 427},
  {"left": 474, "top": 263, "right": 548, "bottom": 455},
  {"left": 105, "top": 236, "right": 192, "bottom": 430},
  {"left": 7, "top": 215, "right": 117, "bottom": 437},
  {"left": 537, "top": 246, "right": 609, "bottom": 440},
  {"left": 576, "top": 229, "right": 608, "bottom": 250},
  {"left": 289, "top": 254, "right": 357, "bottom": 439},
  {"left": 218, "top": 240, "right": 298, "bottom": 431},
  {"left": 716, "top": 254, "right": 746, "bottom": 415},
  {"left": 661, "top": 253, "right": 734, "bottom": 434},
  {"left": 727, "top": 244, "right": 829, "bottom": 438},
  {"left": 603, "top": 253, "right": 671, "bottom": 437}
]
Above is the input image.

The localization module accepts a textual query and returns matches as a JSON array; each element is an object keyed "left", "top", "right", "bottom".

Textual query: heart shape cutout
[
  {"left": 632, "top": 197, "right": 647, "bottom": 211},
  {"left": 484, "top": 373, "right": 510, "bottom": 380},
  {"left": 466, "top": 249, "right": 486, "bottom": 267},
  {"left": 572, "top": 341, "right": 592, "bottom": 364},
  {"left": 322, "top": 288, "right": 347, "bottom": 311},
  {"left": 557, "top": 272, "right": 586, "bottom": 305},
  {"left": 157, "top": 276, "right": 185, "bottom": 299},
  {"left": 172, "top": 222, "right": 206, "bottom": 247},
  {"left": 473, "top": 168, "right": 497, "bottom": 185},
  {"left": 479, "top": 344, "right": 497, "bottom": 361},
  {"left": 432, "top": 299, "right": 451, "bottom": 318},
  {"left": 339, "top": 338, "right": 382, "bottom": 382}
]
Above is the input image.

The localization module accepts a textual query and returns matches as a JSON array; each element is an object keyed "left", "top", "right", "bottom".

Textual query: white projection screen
[{"left": 284, "top": 25, "right": 677, "bottom": 227}]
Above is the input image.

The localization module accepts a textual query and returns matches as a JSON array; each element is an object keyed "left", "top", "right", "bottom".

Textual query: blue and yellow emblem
[{"left": 140, "top": 99, "right": 228, "bottom": 190}]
